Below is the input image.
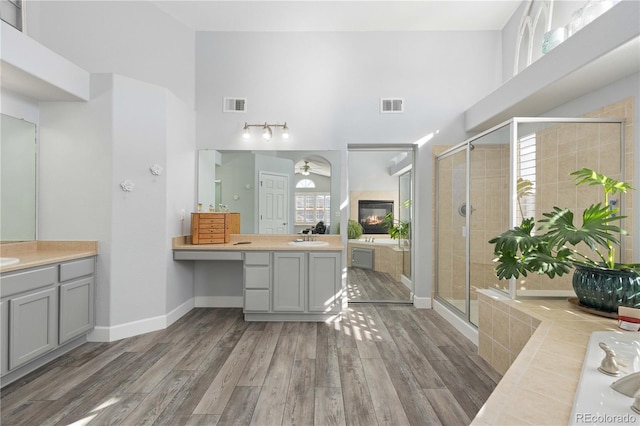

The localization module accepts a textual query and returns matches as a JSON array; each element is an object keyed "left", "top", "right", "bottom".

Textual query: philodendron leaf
[
  {"left": 493, "top": 253, "right": 528, "bottom": 280},
  {"left": 540, "top": 205, "right": 624, "bottom": 251},
  {"left": 570, "top": 168, "right": 634, "bottom": 196}
]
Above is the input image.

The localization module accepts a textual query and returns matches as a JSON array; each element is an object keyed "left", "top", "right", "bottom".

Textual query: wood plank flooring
[
  {"left": 1, "top": 304, "right": 499, "bottom": 425},
  {"left": 347, "top": 267, "right": 412, "bottom": 302}
]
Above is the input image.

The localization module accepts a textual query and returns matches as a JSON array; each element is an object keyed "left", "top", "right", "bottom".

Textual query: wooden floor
[
  {"left": 347, "top": 267, "right": 412, "bottom": 302},
  {"left": 1, "top": 304, "right": 499, "bottom": 426}
]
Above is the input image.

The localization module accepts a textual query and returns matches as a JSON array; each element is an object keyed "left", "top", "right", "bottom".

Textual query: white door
[{"left": 259, "top": 172, "right": 289, "bottom": 234}]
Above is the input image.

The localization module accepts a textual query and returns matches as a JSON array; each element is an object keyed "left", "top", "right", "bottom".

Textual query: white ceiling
[{"left": 151, "top": 0, "right": 522, "bottom": 32}]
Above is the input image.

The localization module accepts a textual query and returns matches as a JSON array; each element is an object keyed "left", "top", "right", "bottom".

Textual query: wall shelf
[
  {"left": 465, "top": 1, "right": 640, "bottom": 133},
  {"left": 1, "top": 22, "right": 90, "bottom": 102}
]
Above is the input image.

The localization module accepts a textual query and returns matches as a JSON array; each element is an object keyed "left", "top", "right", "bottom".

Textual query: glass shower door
[
  {"left": 468, "top": 126, "right": 511, "bottom": 326},
  {"left": 435, "top": 147, "right": 468, "bottom": 318}
]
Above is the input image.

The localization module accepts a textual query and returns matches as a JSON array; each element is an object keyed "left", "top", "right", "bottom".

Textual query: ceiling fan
[{"left": 300, "top": 160, "right": 311, "bottom": 176}]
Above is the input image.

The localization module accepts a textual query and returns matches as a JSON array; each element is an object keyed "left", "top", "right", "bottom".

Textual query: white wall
[
  {"left": 165, "top": 91, "right": 196, "bottom": 318},
  {"left": 348, "top": 150, "right": 406, "bottom": 192},
  {"left": 0, "top": 90, "right": 39, "bottom": 124},
  {"left": 25, "top": 0, "right": 195, "bottom": 108},
  {"left": 195, "top": 31, "right": 502, "bottom": 150},
  {"left": 110, "top": 74, "right": 169, "bottom": 326},
  {"left": 39, "top": 73, "right": 196, "bottom": 339},
  {"left": 38, "top": 74, "right": 114, "bottom": 326}
]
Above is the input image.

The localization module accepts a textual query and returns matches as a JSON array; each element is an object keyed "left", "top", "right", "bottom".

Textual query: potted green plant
[
  {"left": 488, "top": 168, "right": 639, "bottom": 313},
  {"left": 381, "top": 213, "right": 410, "bottom": 242},
  {"left": 347, "top": 219, "right": 364, "bottom": 240}
]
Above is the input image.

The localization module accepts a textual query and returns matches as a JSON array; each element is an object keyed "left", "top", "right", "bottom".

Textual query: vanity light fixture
[{"left": 242, "top": 122, "right": 289, "bottom": 141}]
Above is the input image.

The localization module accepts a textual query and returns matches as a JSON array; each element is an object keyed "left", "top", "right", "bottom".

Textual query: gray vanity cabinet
[
  {"left": 58, "top": 258, "right": 95, "bottom": 344},
  {"left": 273, "top": 252, "right": 305, "bottom": 312},
  {"left": 9, "top": 287, "right": 58, "bottom": 370},
  {"left": 0, "top": 257, "right": 95, "bottom": 378},
  {"left": 59, "top": 277, "right": 94, "bottom": 344},
  {"left": 244, "top": 252, "right": 271, "bottom": 312},
  {"left": 1, "top": 300, "right": 8, "bottom": 374},
  {"left": 308, "top": 252, "right": 341, "bottom": 312}
]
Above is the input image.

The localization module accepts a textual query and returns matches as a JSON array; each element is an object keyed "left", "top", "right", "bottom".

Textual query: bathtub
[{"left": 357, "top": 238, "right": 401, "bottom": 245}]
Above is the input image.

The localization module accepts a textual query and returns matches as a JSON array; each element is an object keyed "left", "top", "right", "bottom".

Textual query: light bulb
[
  {"left": 242, "top": 123, "right": 251, "bottom": 139},
  {"left": 262, "top": 124, "right": 272, "bottom": 140},
  {"left": 282, "top": 123, "right": 289, "bottom": 139}
]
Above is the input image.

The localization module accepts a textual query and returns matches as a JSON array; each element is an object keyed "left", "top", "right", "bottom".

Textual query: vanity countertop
[
  {"left": 172, "top": 234, "right": 344, "bottom": 251},
  {"left": 0, "top": 241, "right": 98, "bottom": 273}
]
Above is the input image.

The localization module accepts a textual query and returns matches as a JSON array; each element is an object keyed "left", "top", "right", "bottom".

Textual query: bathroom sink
[
  {"left": 0, "top": 257, "right": 20, "bottom": 267},
  {"left": 570, "top": 331, "right": 640, "bottom": 425},
  {"left": 288, "top": 241, "right": 330, "bottom": 247}
]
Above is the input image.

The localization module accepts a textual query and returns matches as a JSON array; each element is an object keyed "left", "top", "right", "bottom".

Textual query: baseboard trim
[
  {"left": 413, "top": 295, "right": 431, "bottom": 309},
  {"left": 195, "top": 296, "right": 243, "bottom": 308},
  {"left": 167, "top": 298, "right": 195, "bottom": 327},
  {"left": 88, "top": 299, "right": 194, "bottom": 342},
  {"left": 433, "top": 299, "right": 478, "bottom": 346}
]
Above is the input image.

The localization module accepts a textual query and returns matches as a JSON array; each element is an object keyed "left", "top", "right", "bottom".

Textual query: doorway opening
[{"left": 346, "top": 145, "right": 415, "bottom": 304}]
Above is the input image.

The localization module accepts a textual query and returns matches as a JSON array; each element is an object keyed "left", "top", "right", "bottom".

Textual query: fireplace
[{"left": 358, "top": 200, "right": 393, "bottom": 234}]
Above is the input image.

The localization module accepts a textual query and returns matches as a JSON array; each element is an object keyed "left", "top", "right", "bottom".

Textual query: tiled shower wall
[
  {"left": 516, "top": 98, "right": 634, "bottom": 293},
  {"left": 434, "top": 97, "right": 635, "bottom": 300},
  {"left": 469, "top": 145, "right": 510, "bottom": 299}
]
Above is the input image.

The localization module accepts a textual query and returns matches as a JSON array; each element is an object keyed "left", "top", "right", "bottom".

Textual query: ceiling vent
[
  {"left": 380, "top": 98, "right": 404, "bottom": 113},
  {"left": 223, "top": 97, "right": 247, "bottom": 113}
]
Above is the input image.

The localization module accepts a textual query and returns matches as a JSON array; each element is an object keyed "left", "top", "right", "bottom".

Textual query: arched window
[{"left": 296, "top": 178, "right": 316, "bottom": 188}]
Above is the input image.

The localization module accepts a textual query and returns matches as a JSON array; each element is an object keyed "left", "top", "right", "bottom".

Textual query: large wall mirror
[
  {"left": 197, "top": 150, "right": 340, "bottom": 234},
  {"left": 1, "top": 114, "right": 37, "bottom": 241}
]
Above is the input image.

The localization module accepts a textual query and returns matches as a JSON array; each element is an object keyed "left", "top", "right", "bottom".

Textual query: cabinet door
[
  {"left": 59, "top": 277, "right": 94, "bottom": 344},
  {"left": 1, "top": 299, "right": 8, "bottom": 374},
  {"left": 9, "top": 287, "right": 58, "bottom": 370},
  {"left": 273, "top": 252, "right": 305, "bottom": 312},
  {"left": 308, "top": 252, "right": 341, "bottom": 312}
]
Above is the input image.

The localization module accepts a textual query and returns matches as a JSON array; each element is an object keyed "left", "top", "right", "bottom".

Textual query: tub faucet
[
  {"left": 611, "top": 371, "right": 640, "bottom": 397},
  {"left": 611, "top": 371, "right": 640, "bottom": 414}
]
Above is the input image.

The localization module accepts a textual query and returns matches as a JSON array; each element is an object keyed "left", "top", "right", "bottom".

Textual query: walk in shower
[{"left": 435, "top": 116, "right": 629, "bottom": 327}]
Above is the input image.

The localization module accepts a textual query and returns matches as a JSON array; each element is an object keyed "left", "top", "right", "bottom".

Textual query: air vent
[
  {"left": 380, "top": 98, "right": 404, "bottom": 113},
  {"left": 223, "top": 97, "right": 247, "bottom": 113}
]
